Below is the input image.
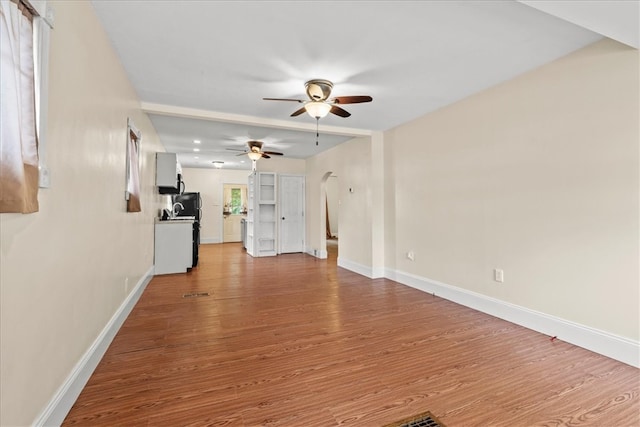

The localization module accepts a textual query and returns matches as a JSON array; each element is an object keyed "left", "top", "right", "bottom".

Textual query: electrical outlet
[
  {"left": 407, "top": 251, "right": 415, "bottom": 261},
  {"left": 494, "top": 268, "right": 504, "bottom": 283}
]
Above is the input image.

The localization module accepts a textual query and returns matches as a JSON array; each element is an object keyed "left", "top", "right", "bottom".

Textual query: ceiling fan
[
  {"left": 263, "top": 79, "right": 372, "bottom": 119},
  {"left": 227, "top": 140, "right": 283, "bottom": 161}
]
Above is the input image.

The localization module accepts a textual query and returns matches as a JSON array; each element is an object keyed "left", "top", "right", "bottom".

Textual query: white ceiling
[{"left": 90, "top": 1, "right": 637, "bottom": 171}]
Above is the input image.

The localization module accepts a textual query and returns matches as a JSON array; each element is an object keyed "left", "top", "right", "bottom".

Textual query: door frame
[
  {"left": 220, "top": 181, "right": 248, "bottom": 243},
  {"left": 278, "top": 174, "right": 305, "bottom": 254}
]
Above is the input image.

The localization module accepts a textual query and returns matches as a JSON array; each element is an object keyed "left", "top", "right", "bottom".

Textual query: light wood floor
[{"left": 63, "top": 243, "right": 639, "bottom": 426}]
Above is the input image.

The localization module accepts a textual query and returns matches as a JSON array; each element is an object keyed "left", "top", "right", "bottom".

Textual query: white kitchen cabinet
[
  {"left": 156, "top": 152, "right": 179, "bottom": 187},
  {"left": 154, "top": 220, "right": 193, "bottom": 274}
]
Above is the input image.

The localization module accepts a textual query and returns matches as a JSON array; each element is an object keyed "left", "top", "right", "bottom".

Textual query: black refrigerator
[{"left": 171, "top": 192, "right": 202, "bottom": 268}]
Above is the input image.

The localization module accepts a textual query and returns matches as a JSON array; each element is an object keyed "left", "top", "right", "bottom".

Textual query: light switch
[{"left": 39, "top": 166, "right": 51, "bottom": 188}]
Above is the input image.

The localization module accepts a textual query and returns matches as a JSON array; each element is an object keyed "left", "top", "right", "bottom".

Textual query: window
[
  {"left": 230, "top": 188, "right": 242, "bottom": 214},
  {"left": 0, "top": 0, "right": 52, "bottom": 213},
  {"left": 125, "top": 119, "right": 141, "bottom": 212},
  {"left": 223, "top": 186, "right": 247, "bottom": 215}
]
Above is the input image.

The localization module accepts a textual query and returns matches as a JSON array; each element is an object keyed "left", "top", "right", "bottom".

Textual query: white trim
[
  {"left": 385, "top": 268, "right": 640, "bottom": 368},
  {"left": 305, "top": 247, "right": 327, "bottom": 259},
  {"left": 371, "top": 266, "right": 385, "bottom": 279},
  {"left": 338, "top": 257, "right": 376, "bottom": 278},
  {"left": 337, "top": 257, "right": 384, "bottom": 279},
  {"left": 33, "top": 266, "right": 155, "bottom": 427},
  {"left": 200, "top": 237, "right": 221, "bottom": 244}
]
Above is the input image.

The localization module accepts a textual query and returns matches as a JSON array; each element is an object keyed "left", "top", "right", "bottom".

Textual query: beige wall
[
  {"left": 306, "top": 137, "right": 373, "bottom": 266},
  {"left": 0, "top": 2, "right": 165, "bottom": 425},
  {"left": 385, "top": 38, "right": 639, "bottom": 340},
  {"left": 256, "top": 156, "right": 306, "bottom": 174}
]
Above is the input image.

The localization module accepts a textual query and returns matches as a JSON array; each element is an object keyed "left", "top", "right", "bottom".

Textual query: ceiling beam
[{"left": 141, "top": 102, "right": 372, "bottom": 138}]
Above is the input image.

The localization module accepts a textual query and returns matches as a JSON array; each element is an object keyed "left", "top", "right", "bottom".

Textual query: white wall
[
  {"left": 385, "top": 38, "right": 639, "bottom": 343},
  {"left": 0, "top": 2, "right": 165, "bottom": 425}
]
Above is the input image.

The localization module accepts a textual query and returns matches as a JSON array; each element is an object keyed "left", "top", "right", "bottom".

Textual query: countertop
[{"left": 155, "top": 217, "right": 195, "bottom": 224}]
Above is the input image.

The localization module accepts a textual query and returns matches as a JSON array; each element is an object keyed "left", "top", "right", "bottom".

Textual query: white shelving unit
[
  {"left": 246, "top": 172, "right": 277, "bottom": 257},
  {"left": 246, "top": 172, "right": 255, "bottom": 256}
]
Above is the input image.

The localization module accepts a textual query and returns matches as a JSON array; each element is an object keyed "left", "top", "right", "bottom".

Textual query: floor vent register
[{"left": 383, "top": 411, "right": 446, "bottom": 427}]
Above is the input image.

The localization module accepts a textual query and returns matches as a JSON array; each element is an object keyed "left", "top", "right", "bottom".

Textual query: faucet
[{"left": 171, "top": 202, "right": 184, "bottom": 218}]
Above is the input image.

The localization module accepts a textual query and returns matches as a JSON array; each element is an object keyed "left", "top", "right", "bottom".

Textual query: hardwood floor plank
[{"left": 63, "top": 243, "right": 639, "bottom": 426}]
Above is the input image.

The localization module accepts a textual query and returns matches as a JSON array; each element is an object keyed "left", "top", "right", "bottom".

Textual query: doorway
[
  {"left": 318, "top": 171, "right": 338, "bottom": 260},
  {"left": 222, "top": 183, "right": 247, "bottom": 243},
  {"left": 325, "top": 174, "right": 339, "bottom": 259}
]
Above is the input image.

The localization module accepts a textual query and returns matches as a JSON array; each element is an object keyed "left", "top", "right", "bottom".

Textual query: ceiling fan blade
[
  {"left": 226, "top": 148, "right": 246, "bottom": 152},
  {"left": 263, "top": 97, "right": 304, "bottom": 103},
  {"left": 330, "top": 105, "right": 351, "bottom": 118},
  {"left": 261, "top": 153, "right": 271, "bottom": 159},
  {"left": 331, "top": 95, "right": 373, "bottom": 104},
  {"left": 290, "top": 107, "right": 306, "bottom": 117},
  {"left": 236, "top": 152, "right": 248, "bottom": 156},
  {"left": 263, "top": 151, "right": 283, "bottom": 156}
]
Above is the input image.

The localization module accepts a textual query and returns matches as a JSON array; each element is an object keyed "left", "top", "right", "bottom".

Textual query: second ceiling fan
[
  {"left": 264, "top": 79, "right": 372, "bottom": 119},
  {"left": 228, "top": 140, "right": 283, "bottom": 160}
]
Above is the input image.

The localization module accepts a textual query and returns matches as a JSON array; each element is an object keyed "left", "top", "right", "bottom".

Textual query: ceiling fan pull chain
[{"left": 316, "top": 117, "right": 319, "bottom": 146}]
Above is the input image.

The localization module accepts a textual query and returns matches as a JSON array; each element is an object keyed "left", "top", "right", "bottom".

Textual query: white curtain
[{"left": 0, "top": 0, "right": 39, "bottom": 213}]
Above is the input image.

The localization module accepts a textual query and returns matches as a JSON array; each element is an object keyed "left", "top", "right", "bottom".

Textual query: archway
[
  {"left": 319, "top": 171, "right": 337, "bottom": 260},
  {"left": 325, "top": 174, "right": 339, "bottom": 260}
]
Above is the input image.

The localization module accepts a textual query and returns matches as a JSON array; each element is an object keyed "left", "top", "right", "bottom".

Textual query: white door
[{"left": 279, "top": 175, "right": 305, "bottom": 253}]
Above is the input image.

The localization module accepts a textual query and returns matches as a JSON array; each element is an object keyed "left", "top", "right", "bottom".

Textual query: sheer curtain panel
[{"left": 0, "top": 0, "right": 39, "bottom": 213}]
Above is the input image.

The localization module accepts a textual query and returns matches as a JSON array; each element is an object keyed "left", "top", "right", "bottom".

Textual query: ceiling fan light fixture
[
  {"left": 247, "top": 151, "right": 262, "bottom": 161},
  {"left": 305, "top": 79, "right": 333, "bottom": 101},
  {"left": 212, "top": 161, "right": 224, "bottom": 168},
  {"left": 305, "top": 101, "right": 331, "bottom": 119}
]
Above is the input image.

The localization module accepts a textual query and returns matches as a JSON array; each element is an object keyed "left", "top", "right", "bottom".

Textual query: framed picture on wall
[{"left": 125, "top": 118, "right": 142, "bottom": 212}]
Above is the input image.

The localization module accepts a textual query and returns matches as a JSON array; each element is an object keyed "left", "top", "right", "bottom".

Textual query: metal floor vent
[
  {"left": 182, "top": 292, "right": 210, "bottom": 298},
  {"left": 384, "top": 411, "right": 445, "bottom": 427}
]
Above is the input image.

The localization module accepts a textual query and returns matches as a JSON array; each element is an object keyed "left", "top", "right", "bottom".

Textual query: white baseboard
[
  {"left": 200, "top": 237, "right": 221, "bottom": 244},
  {"left": 386, "top": 268, "right": 639, "bottom": 368},
  {"left": 305, "top": 247, "right": 327, "bottom": 259},
  {"left": 337, "top": 257, "right": 384, "bottom": 279},
  {"left": 33, "top": 266, "right": 155, "bottom": 426}
]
